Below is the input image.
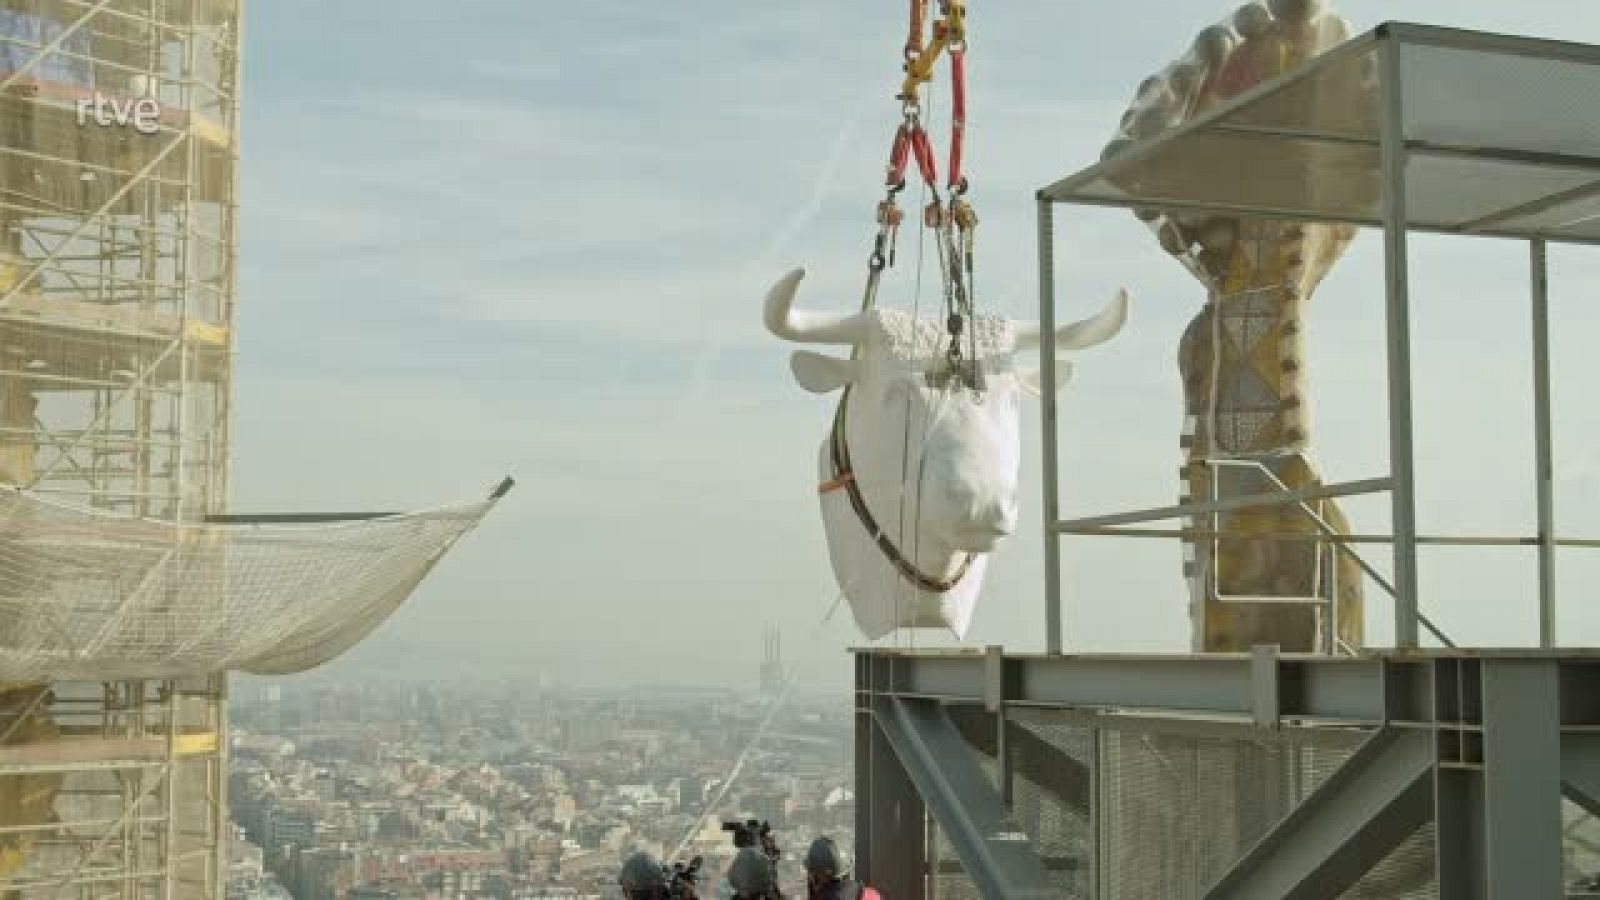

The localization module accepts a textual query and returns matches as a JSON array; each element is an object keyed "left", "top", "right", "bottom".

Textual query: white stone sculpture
[{"left": 765, "top": 268, "right": 1127, "bottom": 639}]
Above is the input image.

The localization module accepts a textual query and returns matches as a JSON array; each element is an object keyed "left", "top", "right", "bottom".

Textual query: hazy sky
[{"left": 231, "top": 1, "right": 1600, "bottom": 688}]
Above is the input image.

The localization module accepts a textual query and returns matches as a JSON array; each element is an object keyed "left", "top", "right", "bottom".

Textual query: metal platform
[
  {"left": 855, "top": 21, "right": 1600, "bottom": 899},
  {"left": 855, "top": 647, "right": 1600, "bottom": 898}
]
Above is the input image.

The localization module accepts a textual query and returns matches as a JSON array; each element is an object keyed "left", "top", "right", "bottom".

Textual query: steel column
[
  {"left": 857, "top": 658, "right": 928, "bottom": 899},
  {"left": 1436, "top": 659, "right": 1563, "bottom": 898},
  {"left": 984, "top": 646, "right": 1014, "bottom": 808},
  {"left": 1531, "top": 240, "right": 1557, "bottom": 647},
  {"left": 1037, "top": 198, "right": 1063, "bottom": 654},
  {"left": 1378, "top": 31, "right": 1421, "bottom": 648}
]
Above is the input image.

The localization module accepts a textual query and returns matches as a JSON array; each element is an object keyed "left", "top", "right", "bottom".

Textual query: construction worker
[
  {"left": 727, "top": 845, "right": 782, "bottom": 899},
  {"left": 619, "top": 851, "right": 670, "bottom": 899},
  {"left": 804, "top": 837, "right": 879, "bottom": 900}
]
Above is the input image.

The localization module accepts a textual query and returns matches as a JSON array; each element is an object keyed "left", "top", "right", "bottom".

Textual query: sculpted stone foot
[{"left": 1105, "top": 2, "right": 1365, "bottom": 654}]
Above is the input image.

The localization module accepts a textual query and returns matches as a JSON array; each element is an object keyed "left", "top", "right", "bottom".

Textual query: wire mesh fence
[{"left": 931, "top": 705, "right": 1444, "bottom": 898}]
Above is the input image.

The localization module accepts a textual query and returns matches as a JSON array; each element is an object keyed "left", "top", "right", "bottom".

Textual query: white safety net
[{"left": 0, "top": 488, "right": 496, "bottom": 681}]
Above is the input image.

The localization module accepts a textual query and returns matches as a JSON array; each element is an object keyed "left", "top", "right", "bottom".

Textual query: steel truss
[
  {"left": 857, "top": 21, "right": 1600, "bottom": 900},
  {"left": 857, "top": 648, "right": 1600, "bottom": 898}
]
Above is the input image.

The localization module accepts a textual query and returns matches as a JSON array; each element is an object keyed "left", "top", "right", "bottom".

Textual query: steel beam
[
  {"left": 885, "top": 651, "right": 1391, "bottom": 723},
  {"left": 1054, "top": 477, "right": 1390, "bottom": 532},
  {"left": 202, "top": 511, "right": 399, "bottom": 523},
  {"left": 1202, "top": 728, "right": 1434, "bottom": 900},
  {"left": 873, "top": 697, "right": 1054, "bottom": 899},
  {"left": 946, "top": 705, "right": 1091, "bottom": 815},
  {"left": 862, "top": 650, "right": 1600, "bottom": 730}
]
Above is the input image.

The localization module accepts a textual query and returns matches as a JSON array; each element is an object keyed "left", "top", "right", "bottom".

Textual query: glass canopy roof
[{"left": 1043, "top": 23, "right": 1600, "bottom": 245}]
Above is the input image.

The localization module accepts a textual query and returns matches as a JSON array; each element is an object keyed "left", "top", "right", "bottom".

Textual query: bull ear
[
  {"left": 789, "top": 350, "right": 858, "bottom": 394},
  {"left": 1018, "top": 361, "right": 1074, "bottom": 396}
]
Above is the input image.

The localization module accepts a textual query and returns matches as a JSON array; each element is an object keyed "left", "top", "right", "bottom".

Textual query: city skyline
[{"left": 225, "top": 674, "right": 852, "bottom": 898}]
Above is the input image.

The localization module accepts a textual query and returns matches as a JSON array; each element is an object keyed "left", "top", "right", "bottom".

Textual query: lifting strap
[
  {"left": 823, "top": 389, "right": 974, "bottom": 594},
  {"left": 820, "top": 0, "right": 981, "bottom": 596}
]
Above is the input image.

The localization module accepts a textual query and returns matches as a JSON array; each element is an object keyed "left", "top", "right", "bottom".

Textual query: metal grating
[
  {"left": 1098, "top": 726, "right": 1278, "bottom": 897},
  {"left": 1341, "top": 822, "right": 1437, "bottom": 899},
  {"left": 936, "top": 707, "right": 1446, "bottom": 898},
  {"left": 1009, "top": 710, "right": 1094, "bottom": 897}
]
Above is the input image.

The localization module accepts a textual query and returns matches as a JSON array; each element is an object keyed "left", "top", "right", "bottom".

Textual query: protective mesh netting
[
  {"left": 935, "top": 707, "right": 1440, "bottom": 898},
  {"left": 0, "top": 487, "right": 495, "bottom": 681}
]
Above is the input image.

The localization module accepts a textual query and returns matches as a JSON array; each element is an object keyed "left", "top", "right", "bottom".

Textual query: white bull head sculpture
[{"left": 766, "top": 268, "right": 1128, "bottom": 639}]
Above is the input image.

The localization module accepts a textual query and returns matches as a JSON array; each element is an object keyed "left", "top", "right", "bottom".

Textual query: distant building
[
  {"left": 224, "top": 681, "right": 851, "bottom": 900},
  {"left": 677, "top": 776, "right": 706, "bottom": 809},
  {"left": 228, "top": 825, "right": 265, "bottom": 880},
  {"left": 563, "top": 716, "right": 611, "bottom": 753},
  {"left": 347, "top": 881, "right": 426, "bottom": 900},
  {"left": 287, "top": 845, "right": 359, "bottom": 900},
  {"left": 759, "top": 627, "right": 784, "bottom": 696},
  {"left": 263, "top": 806, "right": 315, "bottom": 862}
]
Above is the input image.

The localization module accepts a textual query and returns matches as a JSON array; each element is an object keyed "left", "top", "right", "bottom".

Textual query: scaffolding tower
[
  {"left": 0, "top": 0, "right": 239, "bottom": 895},
  {"left": 0, "top": 3, "right": 505, "bottom": 896}
]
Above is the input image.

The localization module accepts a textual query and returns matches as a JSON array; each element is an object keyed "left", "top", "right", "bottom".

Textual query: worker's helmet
[
  {"left": 805, "top": 836, "right": 845, "bottom": 877},
  {"left": 619, "top": 851, "right": 667, "bottom": 895}
]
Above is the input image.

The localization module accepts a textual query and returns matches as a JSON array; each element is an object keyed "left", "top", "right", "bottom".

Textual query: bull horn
[
  {"left": 1015, "top": 288, "right": 1130, "bottom": 354},
  {"left": 762, "top": 268, "right": 868, "bottom": 345}
]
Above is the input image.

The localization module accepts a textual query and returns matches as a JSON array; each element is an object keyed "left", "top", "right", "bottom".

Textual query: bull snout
[{"left": 940, "top": 483, "right": 1019, "bottom": 553}]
